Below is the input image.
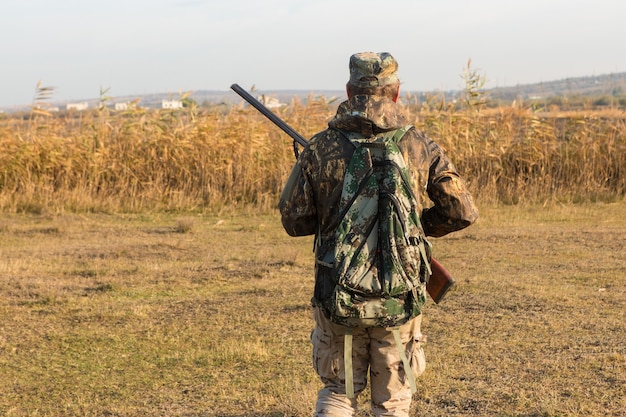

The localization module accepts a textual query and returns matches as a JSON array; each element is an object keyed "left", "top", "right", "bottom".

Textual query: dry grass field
[
  {"left": 0, "top": 203, "right": 624, "bottom": 416},
  {"left": 1, "top": 95, "right": 625, "bottom": 213},
  {"left": 0, "top": 90, "right": 625, "bottom": 415}
]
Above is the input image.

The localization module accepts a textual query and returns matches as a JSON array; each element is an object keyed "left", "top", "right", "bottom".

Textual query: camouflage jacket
[{"left": 279, "top": 95, "right": 478, "bottom": 302}]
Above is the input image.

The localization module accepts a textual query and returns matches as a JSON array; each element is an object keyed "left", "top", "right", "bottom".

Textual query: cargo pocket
[
  {"left": 409, "top": 335, "right": 426, "bottom": 378},
  {"left": 311, "top": 321, "right": 341, "bottom": 382}
]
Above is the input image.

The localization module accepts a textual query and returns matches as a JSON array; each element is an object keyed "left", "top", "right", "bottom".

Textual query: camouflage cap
[{"left": 348, "top": 52, "right": 399, "bottom": 88}]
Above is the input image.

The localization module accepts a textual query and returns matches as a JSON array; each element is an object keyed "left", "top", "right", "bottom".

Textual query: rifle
[{"left": 230, "top": 83, "right": 455, "bottom": 304}]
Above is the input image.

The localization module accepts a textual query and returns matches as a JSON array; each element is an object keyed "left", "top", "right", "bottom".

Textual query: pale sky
[{"left": 1, "top": 0, "right": 625, "bottom": 107}]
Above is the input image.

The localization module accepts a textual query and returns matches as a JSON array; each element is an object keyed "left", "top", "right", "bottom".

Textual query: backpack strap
[
  {"left": 391, "top": 125, "right": 414, "bottom": 144},
  {"left": 392, "top": 327, "right": 417, "bottom": 395},
  {"left": 391, "top": 125, "right": 432, "bottom": 277},
  {"left": 344, "top": 329, "right": 355, "bottom": 399},
  {"left": 334, "top": 125, "right": 414, "bottom": 144},
  {"left": 418, "top": 240, "right": 432, "bottom": 276}
]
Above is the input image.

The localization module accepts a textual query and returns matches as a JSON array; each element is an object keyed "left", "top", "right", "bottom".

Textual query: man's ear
[{"left": 392, "top": 85, "right": 400, "bottom": 103}]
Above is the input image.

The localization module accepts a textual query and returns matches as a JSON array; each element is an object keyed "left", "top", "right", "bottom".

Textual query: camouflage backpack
[{"left": 321, "top": 125, "right": 432, "bottom": 329}]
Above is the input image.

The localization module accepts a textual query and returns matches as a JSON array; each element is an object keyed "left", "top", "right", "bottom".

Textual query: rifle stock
[
  {"left": 427, "top": 258, "right": 455, "bottom": 304},
  {"left": 230, "top": 83, "right": 456, "bottom": 304}
]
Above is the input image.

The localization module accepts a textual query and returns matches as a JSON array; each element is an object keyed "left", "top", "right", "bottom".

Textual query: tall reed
[
  {"left": 0, "top": 95, "right": 624, "bottom": 213},
  {"left": 417, "top": 104, "right": 626, "bottom": 204}
]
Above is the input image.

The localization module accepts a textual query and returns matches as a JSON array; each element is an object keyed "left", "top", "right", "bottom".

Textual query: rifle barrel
[{"left": 230, "top": 83, "right": 308, "bottom": 147}]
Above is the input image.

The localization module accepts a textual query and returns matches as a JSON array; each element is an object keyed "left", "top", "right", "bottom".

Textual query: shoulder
[
  {"left": 398, "top": 127, "right": 435, "bottom": 159},
  {"left": 308, "top": 127, "right": 344, "bottom": 147},
  {"left": 402, "top": 126, "right": 436, "bottom": 146},
  {"left": 302, "top": 128, "right": 354, "bottom": 165}
]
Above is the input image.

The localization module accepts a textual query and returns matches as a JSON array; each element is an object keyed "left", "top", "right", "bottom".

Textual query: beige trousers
[{"left": 311, "top": 307, "right": 426, "bottom": 417}]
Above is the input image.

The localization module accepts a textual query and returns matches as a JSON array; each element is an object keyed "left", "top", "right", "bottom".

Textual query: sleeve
[
  {"left": 278, "top": 159, "right": 318, "bottom": 237},
  {"left": 420, "top": 141, "right": 479, "bottom": 238}
]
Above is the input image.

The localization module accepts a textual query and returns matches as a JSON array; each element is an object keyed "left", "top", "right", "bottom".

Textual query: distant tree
[
  {"left": 181, "top": 97, "right": 198, "bottom": 108},
  {"left": 547, "top": 96, "right": 564, "bottom": 107},
  {"left": 460, "top": 59, "right": 487, "bottom": 112},
  {"left": 593, "top": 96, "right": 610, "bottom": 107}
]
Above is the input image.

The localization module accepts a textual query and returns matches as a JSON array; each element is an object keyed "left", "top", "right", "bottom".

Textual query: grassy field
[
  {"left": 0, "top": 202, "right": 624, "bottom": 416},
  {"left": 1, "top": 88, "right": 625, "bottom": 415}
]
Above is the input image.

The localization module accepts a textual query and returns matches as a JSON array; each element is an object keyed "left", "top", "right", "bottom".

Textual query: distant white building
[
  {"left": 115, "top": 102, "right": 129, "bottom": 111},
  {"left": 162, "top": 99, "right": 183, "bottom": 109},
  {"left": 258, "top": 95, "right": 284, "bottom": 109},
  {"left": 66, "top": 102, "right": 89, "bottom": 111}
]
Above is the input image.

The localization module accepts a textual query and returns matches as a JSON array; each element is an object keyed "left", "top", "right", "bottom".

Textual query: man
[{"left": 279, "top": 52, "right": 478, "bottom": 416}]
